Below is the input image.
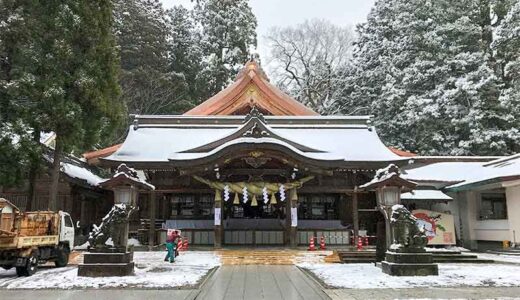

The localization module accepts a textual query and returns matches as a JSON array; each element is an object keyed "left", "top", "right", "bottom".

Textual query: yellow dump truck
[{"left": 0, "top": 198, "right": 75, "bottom": 276}]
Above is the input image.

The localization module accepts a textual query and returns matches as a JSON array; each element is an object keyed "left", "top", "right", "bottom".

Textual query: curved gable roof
[{"left": 184, "top": 60, "right": 319, "bottom": 116}]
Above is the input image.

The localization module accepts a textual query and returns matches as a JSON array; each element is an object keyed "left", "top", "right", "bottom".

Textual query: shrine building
[{"left": 98, "top": 61, "right": 430, "bottom": 247}]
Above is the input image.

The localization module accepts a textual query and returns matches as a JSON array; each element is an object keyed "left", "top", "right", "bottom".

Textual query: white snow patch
[
  {"left": 300, "top": 263, "right": 520, "bottom": 289},
  {"left": 61, "top": 163, "right": 105, "bottom": 186},
  {"left": 0, "top": 251, "right": 220, "bottom": 289},
  {"left": 476, "top": 252, "right": 520, "bottom": 264},
  {"left": 425, "top": 246, "right": 470, "bottom": 252}
]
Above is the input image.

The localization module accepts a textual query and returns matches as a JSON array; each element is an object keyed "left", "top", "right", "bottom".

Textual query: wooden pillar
[
  {"left": 214, "top": 195, "right": 223, "bottom": 248},
  {"left": 352, "top": 191, "right": 359, "bottom": 245},
  {"left": 288, "top": 188, "right": 298, "bottom": 248},
  {"left": 80, "top": 198, "right": 88, "bottom": 227},
  {"left": 148, "top": 191, "right": 156, "bottom": 250}
]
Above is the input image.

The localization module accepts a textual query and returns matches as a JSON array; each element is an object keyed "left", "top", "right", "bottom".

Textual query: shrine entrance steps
[
  {"left": 334, "top": 248, "right": 494, "bottom": 264},
  {"left": 215, "top": 249, "right": 330, "bottom": 265}
]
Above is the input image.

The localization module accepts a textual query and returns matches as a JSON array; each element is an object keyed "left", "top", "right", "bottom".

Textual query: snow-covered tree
[
  {"left": 0, "top": 1, "right": 124, "bottom": 209},
  {"left": 266, "top": 19, "right": 355, "bottom": 114},
  {"left": 194, "top": 0, "right": 257, "bottom": 99},
  {"left": 166, "top": 5, "right": 205, "bottom": 107},
  {"left": 343, "top": 0, "right": 519, "bottom": 155},
  {"left": 492, "top": 0, "right": 520, "bottom": 153}
]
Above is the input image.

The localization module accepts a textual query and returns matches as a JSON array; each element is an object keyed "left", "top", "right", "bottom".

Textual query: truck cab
[{"left": 59, "top": 211, "right": 75, "bottom": 250}]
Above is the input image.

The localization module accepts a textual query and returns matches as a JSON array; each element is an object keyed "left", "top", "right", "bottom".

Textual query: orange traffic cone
[
  {"left": 308, "top": 237, "right": 316, "bottom": 251},
  {"left": 357, "top": 237, "right": 363, "bottom": 251},
  {"left": 177, "top": 239, "right": 183, "bottom": 252},
  {"left": 183, "top": 238, "right": 189, "bottom": 251},
  {"left": 364, "top": 236, "right": 369, "bottom": 246},
  {"left": 320, "top": 235, "right": 326, "bottom": 250}
]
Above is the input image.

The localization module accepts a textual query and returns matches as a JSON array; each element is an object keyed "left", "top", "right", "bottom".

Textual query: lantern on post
[{"left": 359, "top": 164, "right": 416, "bottom": 249}]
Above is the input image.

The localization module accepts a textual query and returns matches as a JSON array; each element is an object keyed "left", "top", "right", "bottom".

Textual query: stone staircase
[
  {"left": 431, "top": 251, "right": 494, "bottom": 263},
  {"left": 335, "top": 249, "right": 494, "bottom": 264},
  {"left": 486, "top": 248, "right": 520, "bottom": 256},
  {"left": 337, "top": 250, "right": 377, "bottom": 263}
]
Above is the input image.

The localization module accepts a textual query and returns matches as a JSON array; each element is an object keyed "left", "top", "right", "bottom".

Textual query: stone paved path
[
  {"left": 325, "top": 287, "right": 520, "bottom": 300},
  {"left": 195, "top": 265, "right": 330, "bottom": 300}
]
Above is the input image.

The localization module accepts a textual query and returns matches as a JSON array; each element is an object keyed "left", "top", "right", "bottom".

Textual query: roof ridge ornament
[
  {"left": 243, "top": 122, "right": 270, "bottom": 138},
  {"left": 243, "top": 106, "right": 266, "bottom": 123}
]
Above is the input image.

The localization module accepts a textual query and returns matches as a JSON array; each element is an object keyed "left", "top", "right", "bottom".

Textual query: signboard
[
  {"left": 412, "top": 209, "right": 456, "bottom": 245},
  {"left": 214, "top": 208, "right": 221, "bottom": 226},
  {"left": 291, "top": 207, "right": 298, "bottom": 227}
]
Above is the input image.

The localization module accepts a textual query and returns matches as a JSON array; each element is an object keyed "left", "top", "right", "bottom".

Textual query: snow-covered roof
[
  {"left": 401, "top": 190, "right": 453, "bottom": 201},
  {"left": 99, "top": 164, "right": 155, "bottom": 190},
  {"left": 403, "top": 154, "right": 520, "bottom": 190},
  {"left": 41, "top": 146, "right": 106, "bottom": 188},
  {"left": 402, "top": 162, "right": 484, "bottom": 183},
  {"left": 61, "top": 162, "right": 105, "bottom": 187},
  {"left": 447, "top": 154, "right": 520, "bottom": 190},
  {"left": 103, "top": 114, "right": 404, "bottom": 167}
]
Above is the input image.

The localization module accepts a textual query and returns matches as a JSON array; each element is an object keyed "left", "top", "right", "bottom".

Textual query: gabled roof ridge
[
  {"left": 183, "top": 60, "right": 319, "bottom": 116},
  {"left": 483, "top": 153, "right": 520, "bottom": 167},
  {"left": 178, "top": 114, "right": 325, "bottom": 154}
]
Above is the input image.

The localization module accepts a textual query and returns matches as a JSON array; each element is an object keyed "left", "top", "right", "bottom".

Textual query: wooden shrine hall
[{"left": 100, "top": 60, "right": 408, "bottom": 248}]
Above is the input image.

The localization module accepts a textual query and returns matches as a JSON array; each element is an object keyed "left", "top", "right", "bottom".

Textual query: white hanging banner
[
  {"left": 291, "top": 207, "right": 298, "bottom": 227},
  {"left": 214, "top": 208, "right": 221, "bottom": 226}
]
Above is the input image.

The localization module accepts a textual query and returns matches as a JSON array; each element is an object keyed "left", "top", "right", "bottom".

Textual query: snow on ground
[
  {"left": 425, "top": 246, "right": 470, "bottom": 252},
  {"left": 0, "top": 251, "right": 220, "bottom": 289},
  {"left": 300, "top": 263, "right": 520, "bottom": 289},
  {"left": 476, "top": 252, "right": 520, "bottom": 264}
]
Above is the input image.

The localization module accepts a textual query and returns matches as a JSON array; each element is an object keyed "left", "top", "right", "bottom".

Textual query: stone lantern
[
  {"left": 78, "top": 164, "right": 154, "bottom": 277},
  {"left": 361, "top": 164, "right": 416, "bottom": 248},
  {"left": 361, "top": 164, "right": 438, "bottom": 276}
]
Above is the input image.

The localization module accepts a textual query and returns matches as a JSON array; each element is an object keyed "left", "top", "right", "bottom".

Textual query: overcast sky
[{"left": 160, "top": 0, "right": 375, "bottom": 59}]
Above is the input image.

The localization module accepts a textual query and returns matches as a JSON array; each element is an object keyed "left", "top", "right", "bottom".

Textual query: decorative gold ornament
[
  {"left": 251, "top": 195, "right": 258, "bottom": 207},
  {"left": 249, "top": 151, "right": 264, "bottom": 158},
  {"left": 233, "top": 193, "right": 240, "bottom": 205},
  {"left": 214, "top": 189, "right": 222, "bottom": 202},
  {"left": 270, "top": 193, "right": 277, "bottom": 205},
  {"left": 290, "top": 188, "right": 298, "bottom": 201}
]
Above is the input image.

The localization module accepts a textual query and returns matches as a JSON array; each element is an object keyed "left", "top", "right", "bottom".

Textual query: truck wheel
[
  {"left": 55, "top": 247, "right": 70, "bottom": 268},
  {"left": 16, "top": 251, "right": 38, "bottom": 276}
]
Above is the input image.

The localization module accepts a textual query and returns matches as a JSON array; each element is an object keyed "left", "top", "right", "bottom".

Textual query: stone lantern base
[
  {"left": 78, "top": 248, "right": 135, "bottom": 277},
  {"left": 381, "top": 250, "right": 438, "bottom": 276}
]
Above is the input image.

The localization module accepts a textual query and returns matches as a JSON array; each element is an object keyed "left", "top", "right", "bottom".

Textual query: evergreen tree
[
  {"left": 1, "top": 0, "right": 43, "bottom": 193},
  {"left": 492, "top": 0, "right": 520, "bottom": 152},
  {"left": 166, "top": 5, "right": 205, "bottom": 106},
  {"left": 194, "top": 0, "right": 257, "bottom": 99},
  {"left": 113, "top": 0, "right": 187, "bottom": 116},
  {"left": 1, "top": 1, "right": 124, "bottom": 210},
  {"left": 343, "top": 0, "right": 519, "bottom": 155}
]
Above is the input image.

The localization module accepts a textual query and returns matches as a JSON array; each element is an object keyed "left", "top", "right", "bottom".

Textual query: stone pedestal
[
  {"left": 78, "top": 249, "right": 135, "bottom": 277},
  {"left": 381, "top": 251, "right": 438, "bottom": 276}
]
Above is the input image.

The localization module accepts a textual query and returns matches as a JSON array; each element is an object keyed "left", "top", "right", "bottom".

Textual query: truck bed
[{"left": 0, "top": 235, "right": 59, "bottom": 249}]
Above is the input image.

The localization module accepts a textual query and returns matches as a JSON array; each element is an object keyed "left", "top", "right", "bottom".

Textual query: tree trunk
[
  {"left": 26, "top": 130, "right": 41, "bottom": 211},
  {"left": 48, "top": 136, "right": 63, "bottom": 211}
]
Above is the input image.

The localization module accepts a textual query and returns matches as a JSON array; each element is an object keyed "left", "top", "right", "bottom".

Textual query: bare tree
[{"left": 265, "top": 19, "right": 355, "bottom": 114}]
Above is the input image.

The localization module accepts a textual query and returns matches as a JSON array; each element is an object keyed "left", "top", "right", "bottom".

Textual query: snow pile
[
  {"left": 0, "top": 251, "right": 220, "bottom": 289},
  {"left": 300, "top": 263, "right": 520, "bottom": 289}
]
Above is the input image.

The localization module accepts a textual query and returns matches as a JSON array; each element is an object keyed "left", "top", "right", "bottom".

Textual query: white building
[{"left": 403, "top": 154, "right": 520, "bottom": 250}]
